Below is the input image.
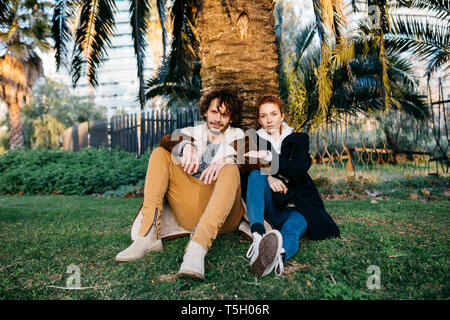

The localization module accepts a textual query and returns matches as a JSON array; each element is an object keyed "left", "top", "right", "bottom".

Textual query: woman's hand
[{"left": 267, "top": 175, "right": 288, "bottom": 194}]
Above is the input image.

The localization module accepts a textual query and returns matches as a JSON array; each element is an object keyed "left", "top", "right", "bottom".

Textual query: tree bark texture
[{"left": 197, "top": 0, "right": 279, "bottom": 128}]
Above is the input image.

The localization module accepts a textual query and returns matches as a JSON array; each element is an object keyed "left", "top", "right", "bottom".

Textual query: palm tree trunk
[
  {"left": 197, "top": 0, "right": 279, "bottom": 128},
  {"left": 0, "top": 54, "right": 42, "bottom": 150},
  {"left": 7, "top": 92, "right": 25, "bottom": 150},
  {"left": 0, "top": 82, "right": 25, "bottom": 150}
]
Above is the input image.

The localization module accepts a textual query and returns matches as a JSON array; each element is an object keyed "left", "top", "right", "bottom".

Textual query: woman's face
[{"left": 258, "top": 103, "right": 284, "bottom": 134}]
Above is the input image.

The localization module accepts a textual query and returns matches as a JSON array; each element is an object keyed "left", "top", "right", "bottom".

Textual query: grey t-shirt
[
  {"left": 178, "top": 139, "right": 221, "bottom": 179},
  {"left": 192, "top": 140, "right": 220, "bottom": 179}
]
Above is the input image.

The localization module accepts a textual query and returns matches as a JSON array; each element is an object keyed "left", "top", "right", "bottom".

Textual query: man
[{"left": 115, "top": 89, "right": 247, "bottom": 280}]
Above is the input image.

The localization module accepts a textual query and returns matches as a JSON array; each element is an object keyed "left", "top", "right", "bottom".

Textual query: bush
[{"left": 0, "top": 148, "right": 151, "bottom": 195}]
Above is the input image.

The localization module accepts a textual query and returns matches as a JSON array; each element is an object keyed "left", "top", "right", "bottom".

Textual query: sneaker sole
[{"left": 250, "top": 231, "right": 282, "bottom": 276}]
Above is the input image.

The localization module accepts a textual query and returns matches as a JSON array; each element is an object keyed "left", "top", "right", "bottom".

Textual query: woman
[{"left": 244, "top": 94, "right": 340, "bottom": 277}]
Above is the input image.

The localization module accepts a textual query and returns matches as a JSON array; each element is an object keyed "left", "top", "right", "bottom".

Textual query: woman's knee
[{"left": 248, "top": 169, "right": 266, "bottom": 182}]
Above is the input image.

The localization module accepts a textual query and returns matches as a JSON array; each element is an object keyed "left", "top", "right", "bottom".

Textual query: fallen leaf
[
  {"left": 408, "top": 193, "right": 419, "bottom": 200},
  {"left": 371, "top": 200, "right": 378, "bottom": 204},
  {"left": 50, "top": 274, "right": 62, "bottom": 282},
  {"left": 421, "top": 189, "right": 431, "bottom": 196},
  {"left": 443, "top": 188, "right": 450, "bottom": 197},
  {"left": 306, "top": 281, "right": 312, "bottom": 287}
]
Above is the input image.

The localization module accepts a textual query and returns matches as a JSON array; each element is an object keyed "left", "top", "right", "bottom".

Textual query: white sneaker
[
  {"left": 115, "top": 227, "right": 162, "bottom": 262},
  {"left": 249, "top": 230, "right": 284, "bottom": 277},
  {"left": 177, "top": 240, "right": 206, "bottom": 280}
]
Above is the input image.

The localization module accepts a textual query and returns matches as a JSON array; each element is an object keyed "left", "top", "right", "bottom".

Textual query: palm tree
[
  {"left": 283, "top": 23, "right": 429, "bottom": 132},
  {"left": 58, "top": 0, "right": 418, "bottom": 130},
  {"left": 0, "top": 0, "right": 50, "bottom": 150}
]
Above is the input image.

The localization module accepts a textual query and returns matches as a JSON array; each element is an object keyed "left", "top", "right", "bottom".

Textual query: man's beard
[{"left": 207, "top": 121, "right": 229, "bottom": 134}]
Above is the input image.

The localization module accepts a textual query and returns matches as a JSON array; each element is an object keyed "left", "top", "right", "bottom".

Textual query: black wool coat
[{"left": 251, "top": 131, "right": 340, "bottom": 241}]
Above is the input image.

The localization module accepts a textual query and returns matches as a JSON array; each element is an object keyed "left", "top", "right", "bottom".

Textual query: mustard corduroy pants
[{"left": 138, "top": 147, "right": 244, "bottom": 251}]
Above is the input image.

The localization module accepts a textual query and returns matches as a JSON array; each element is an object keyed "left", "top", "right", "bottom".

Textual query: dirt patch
[
  {"left": 158, "top": 273, "right": 177, "bottom": 282},
  {"left": 283, "top": 261, "right": 311, "bottom": 277}
]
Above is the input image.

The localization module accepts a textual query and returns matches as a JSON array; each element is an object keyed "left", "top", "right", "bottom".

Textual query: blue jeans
[{"left": 246, "top": 170, "right": 308, "bottom": 261}]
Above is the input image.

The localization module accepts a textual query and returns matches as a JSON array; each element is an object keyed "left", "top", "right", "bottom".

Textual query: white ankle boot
[
  {"left": 177, "top": 240, "right": 206, "bottom": 280},
  {"left": 115, "top": 227, "right": 162, "bottom": 262}
]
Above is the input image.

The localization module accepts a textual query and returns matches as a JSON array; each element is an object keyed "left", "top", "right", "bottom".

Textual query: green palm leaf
[
  {"left": 156, "top": 0, "right": 168, "bottom": 57},
  {"left": 387, "top": 16, "right": 449, "bottom": 78},
  {"left": 165, "top": 0, "right": 200, "bottom": 82},
  {"left": 72, "top": 0, "right": 117, "bottom": 86},
  {"left": 130, "top": 0, "right": 151, "bottom": 109},
  {"left": 395, "top": 0, "right": 450, "bottom": 20},
  {"left": 0, "top": 1, "right": 10, "bottom": 27},
  {"left": 51, "top": 0, "right": 75, "bottom": 71}
]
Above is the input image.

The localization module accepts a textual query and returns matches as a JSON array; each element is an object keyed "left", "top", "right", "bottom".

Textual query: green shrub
[{"left": 0, "top": 148, "right": 151, "bottom": 195}]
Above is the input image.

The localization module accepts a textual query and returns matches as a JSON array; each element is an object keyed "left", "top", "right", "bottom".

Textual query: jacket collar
[{"left": 256, "top": 122, "right": 293, "bottom": 152}]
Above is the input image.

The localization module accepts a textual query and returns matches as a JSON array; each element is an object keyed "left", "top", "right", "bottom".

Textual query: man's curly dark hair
[{"left": 199, "top": 89, "right": 243, "bottom": 127}]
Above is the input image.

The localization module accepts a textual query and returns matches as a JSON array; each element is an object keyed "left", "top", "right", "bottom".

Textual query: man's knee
[
  {"left": 149, "top": 146, "right": 171, "bottom": 163},
  {"left": 218, "top": 164, "right": 240, "bottom": 180}
]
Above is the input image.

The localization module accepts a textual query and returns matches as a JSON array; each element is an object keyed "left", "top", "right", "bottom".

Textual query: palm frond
[
  {"left": 164, "top": 0, "right": 200, "bottom": 82},
  {"left": 331, "top": 0, "right": 348, "bottom": 44},
  {"left": 0, "top": 0, "right": 11, "bottom": 27},
  {"left": 290, "top": 22, "right": 317, "bottom": 76},
  {"left": 72, "top": 0, "right": 116, "bottom": 86},
  {"left": 130, "top": 0, "right": 151, "bottom": 109},
  {"left": 52, "top": 0, "right": 75, "bottom": 71},
  {"left": 145, "top": 55, "right": 201, "bottom": 108},
  {"left": 395, "top": 0, "right": 450, "bottom": 20},
  {"left": 156, "top": 0, "right": 168, "bottom": 57},
  {"left": 387, "top": 16, "right": 450, "bottom": 78}
]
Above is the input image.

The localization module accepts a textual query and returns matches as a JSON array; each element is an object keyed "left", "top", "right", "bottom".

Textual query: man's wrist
[{"left": 178, "top": 140, "right": 196, "bottom": 156}]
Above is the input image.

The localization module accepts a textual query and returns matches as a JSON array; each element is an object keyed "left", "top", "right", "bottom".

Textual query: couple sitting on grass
[{"left": 115, "top": 89, "right": 340, "bottom": 280}]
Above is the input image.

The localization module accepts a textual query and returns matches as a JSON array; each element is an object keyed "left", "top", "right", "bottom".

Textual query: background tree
[
  {"left": 20, "top": 77, "right": 107, "bottom": 149},
  {"left": 0, "top": 0, "right": 51, "bottom": 150}
]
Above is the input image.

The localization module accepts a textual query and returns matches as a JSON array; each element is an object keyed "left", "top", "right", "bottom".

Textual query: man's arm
[{"left": 159, "top": 133, "right": 195, "bottom": 154}]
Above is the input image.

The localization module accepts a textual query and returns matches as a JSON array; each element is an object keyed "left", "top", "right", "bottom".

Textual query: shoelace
[
  {"left": 274, "top": 250, "right": 285, "bottom": 276},
  {"left": 245, "top": 234, "right": 261, "bottom": 259}
]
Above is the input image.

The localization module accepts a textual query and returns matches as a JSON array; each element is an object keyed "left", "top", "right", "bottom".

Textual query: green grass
[{"left": 0, "top": 195, "right": 449, "bottom": 300}]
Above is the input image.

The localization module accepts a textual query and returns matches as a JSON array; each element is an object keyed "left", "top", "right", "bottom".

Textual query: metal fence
[
  {"left": 62, "top": 107, "right": 201, "bottom": 156},
  {"left": 62, "top": 90, "right": 448, "bottom": 179}
]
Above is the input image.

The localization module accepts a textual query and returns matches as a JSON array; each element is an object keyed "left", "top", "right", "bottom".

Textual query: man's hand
[
  {"left": 199, "top": 157, "right": 235, "bottom": 184},
  {"left": 267, "top": 175, "right": 288, "bottom": 194},
  {"left": 244, "top": 150, "right": 270, "bottom": 159},
  {"left": 181, "top": 143, "right": 200, "bottom": 174}
]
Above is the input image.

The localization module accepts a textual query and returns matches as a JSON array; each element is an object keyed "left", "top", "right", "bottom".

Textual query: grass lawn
[{"left": 0, "top": 195, "right": 448, "bottom": 300}]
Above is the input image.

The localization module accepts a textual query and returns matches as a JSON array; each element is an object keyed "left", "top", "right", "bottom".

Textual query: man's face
[{"left": 204, "top": 98, "right": 232, "bottom": 134}]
